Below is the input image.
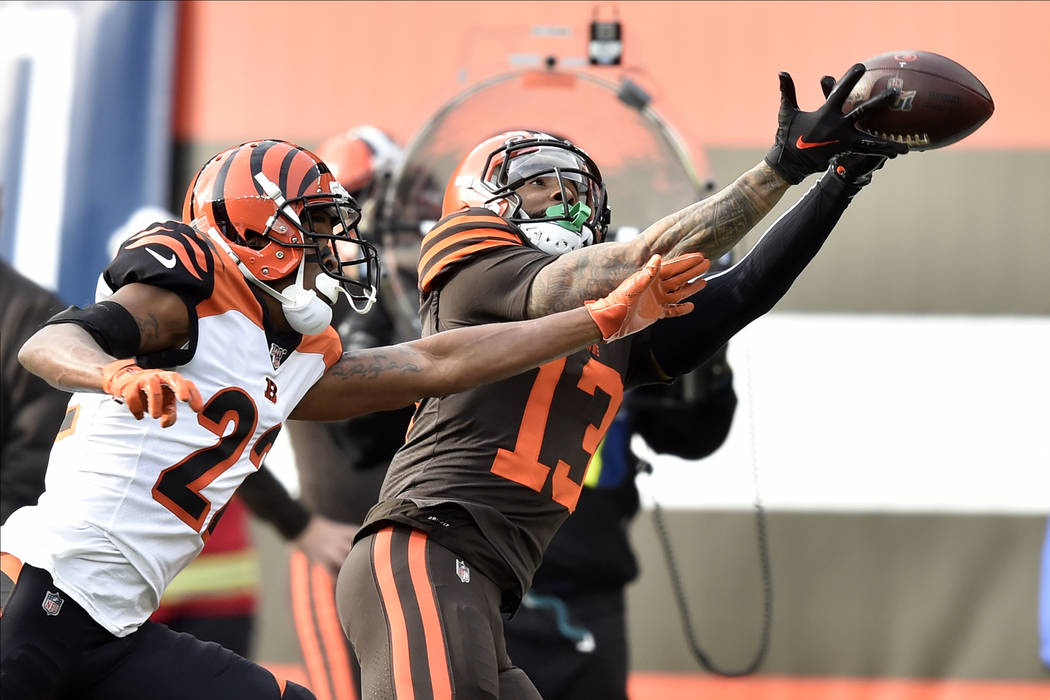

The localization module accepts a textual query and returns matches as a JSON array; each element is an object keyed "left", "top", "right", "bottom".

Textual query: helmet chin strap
[
  {"left": 519, "top": 222, "right": 593, "bottom": 255},
  {"left": 256, "top": 170, "right": 378, "bottom": 315},
  {"left": 278, "top": 251, "right": 335, "bottom": 335},
  {"left": 205, "top": 227, "right": 333, "bottom": 335}
]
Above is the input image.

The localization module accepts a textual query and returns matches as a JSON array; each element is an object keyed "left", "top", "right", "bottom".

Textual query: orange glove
[
  {"left": 585, "top": 253, "right": 710, "bottom": 342},
  {"left": 101, "top": 359, "right": 204, "bottom": 428}
]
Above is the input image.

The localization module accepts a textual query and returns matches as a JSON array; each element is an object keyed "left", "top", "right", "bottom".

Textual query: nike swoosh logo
[
  {"left": 796, "top": 135, "right": 840, "bottom": 150},
  {"left": 145, "top": 247, "right": 177, "bottom": 269}
]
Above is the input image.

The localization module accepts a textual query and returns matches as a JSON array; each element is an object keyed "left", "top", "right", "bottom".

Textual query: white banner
[{"left": 637, "top": 312, "right": 1050, "bottom": 514}]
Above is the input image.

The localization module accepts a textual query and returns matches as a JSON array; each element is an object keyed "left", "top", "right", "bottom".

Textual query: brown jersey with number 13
[{"left": 358, "top": 210, "right": 664, "bottom": 610}]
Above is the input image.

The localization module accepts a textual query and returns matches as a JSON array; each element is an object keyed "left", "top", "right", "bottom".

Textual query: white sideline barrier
[{"left": 636, "top": 313, "right": 1050, "bottom": 514}]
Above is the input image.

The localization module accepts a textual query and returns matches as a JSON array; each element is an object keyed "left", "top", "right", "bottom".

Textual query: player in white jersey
[{"left": 0, "top": 139, "right": 708, "bottom": 699}]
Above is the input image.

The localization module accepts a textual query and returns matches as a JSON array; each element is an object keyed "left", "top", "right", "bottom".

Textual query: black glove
[
  {"left": 765, "top": 63, "right": 908, "bottom": 185},
  {"left": 817, "top": 75, "right": 890, "bottom": 187}
]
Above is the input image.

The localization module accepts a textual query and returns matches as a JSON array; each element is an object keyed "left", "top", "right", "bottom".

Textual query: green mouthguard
[{"left": 545, "top": 202, "right": 592, "bottom": 233}]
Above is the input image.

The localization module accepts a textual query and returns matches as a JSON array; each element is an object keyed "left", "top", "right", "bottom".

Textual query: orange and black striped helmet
[
  {"left": 183, "top": 139, "right": 379, "bottom": 305},
  {"left": 443, "top": 130, "right": 610, "bottom": 244}
]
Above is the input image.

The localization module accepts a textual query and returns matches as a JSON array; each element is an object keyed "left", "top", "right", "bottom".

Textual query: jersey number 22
[{"left": 152, "top": 387, "right": 281, "bottom": 534}]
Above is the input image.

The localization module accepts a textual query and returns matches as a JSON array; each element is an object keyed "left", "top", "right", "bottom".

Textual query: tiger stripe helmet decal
[{"left": 182, "top": 139, "right": 380, "bottom": 308}]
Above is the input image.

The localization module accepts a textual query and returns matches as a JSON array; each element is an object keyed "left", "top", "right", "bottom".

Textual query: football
[{"left": 843, "top": 50, "right": 994, "bottom": 150}]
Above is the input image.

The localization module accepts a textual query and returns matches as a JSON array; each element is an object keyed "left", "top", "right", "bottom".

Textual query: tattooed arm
[
  {"left": 647, "top": 162, "right": 789, "bottom": 259},
  {"left": 294, "top": 254, "right": 706, "bottom": 421},
  {"left": 527, "top": 161, "right": 789, "bottom": 316},
  {"left": 291, "top": 305, "right": 605, "bottom": 420}
]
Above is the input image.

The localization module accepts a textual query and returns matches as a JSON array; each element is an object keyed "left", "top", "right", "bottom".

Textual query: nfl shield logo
[
  {"left": 42, "top": 590, "right": 64, "bottom": 616},
  {"left": 269, "top": 343, "right": 288, "bottom": 370},
  {"left": 455, "top": 559, "right": 471, "bottom": 583}
]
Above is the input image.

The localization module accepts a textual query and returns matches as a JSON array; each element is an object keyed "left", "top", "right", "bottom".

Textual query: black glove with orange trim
[
  {"left": 765, "top": 64, "right": 908, "bottom": 185},
  {"left": 585, "top": 253, "right": 710, "bottom": 342},
  {"left": 101, "top": 358, "right": 204, "bottom": 428}
]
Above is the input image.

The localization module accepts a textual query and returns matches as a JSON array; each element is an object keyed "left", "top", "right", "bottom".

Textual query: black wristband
[
  {"left": 764, "top": 147, "right": 807, "bottom": 185},
  {"left": 45, "top": 301, "right": 141, "bottom": 358},
  {"left": 817, "top": 166, "right": 863, "bottom": 200}
]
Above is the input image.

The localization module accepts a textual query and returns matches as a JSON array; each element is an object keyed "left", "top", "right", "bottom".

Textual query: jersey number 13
[{"left": 490, "top": 357, "right": 622, "bottom": 512}]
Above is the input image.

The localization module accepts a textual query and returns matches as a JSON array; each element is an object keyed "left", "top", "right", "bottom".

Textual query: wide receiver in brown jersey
[
  {"left": 337, "top": 65, "right": 908, "bottom": 699},
  {"left": 0, "top": 139, "right": 703, "bottom": 700}
]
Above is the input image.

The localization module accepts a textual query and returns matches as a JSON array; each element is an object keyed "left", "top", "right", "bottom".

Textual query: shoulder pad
[
  {"left": 418, "top": 208, "right": 524, "bottom": 292},
  {"left": 104, "top": 220, "right": 216, "bottom": 302}
]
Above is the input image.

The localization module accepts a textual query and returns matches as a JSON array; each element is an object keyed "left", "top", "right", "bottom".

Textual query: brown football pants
[{"left": 336, "top": 525, "right": 540, "bottom": 700}]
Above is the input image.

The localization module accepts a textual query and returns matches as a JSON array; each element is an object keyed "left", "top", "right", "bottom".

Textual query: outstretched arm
[
  {"left": 291, "top": 254, "right": 708, "bottom": 420},
  {"left": 526, "top": 64, "right": 907, "bottom": 318},
  {"left": 528, "top": 162, "right": 789, "bottom": 317},
  {"left": 649, "top": 170, "right": 860, "bottom": 378}
]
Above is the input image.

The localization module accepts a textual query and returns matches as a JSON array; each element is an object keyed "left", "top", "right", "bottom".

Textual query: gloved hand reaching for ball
[
  {"left": 816, "top": 74, "right": 893, "bottom": 187},
  {"left": 765, "top": 63, "right": 909, "bottom": 185}
]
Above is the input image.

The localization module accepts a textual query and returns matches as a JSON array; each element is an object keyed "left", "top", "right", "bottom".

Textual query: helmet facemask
[
  {"left": 287, "top": 187, "right": 380, "bottom": 313},
  {"left": 479, "top": 137, "right": 609, "bottom": 254},
  {"left": 239, "top": 171, "right": 378, "bottom": 316}
]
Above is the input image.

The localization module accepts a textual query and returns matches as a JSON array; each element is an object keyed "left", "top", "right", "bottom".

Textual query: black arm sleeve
[
  {"left": 650, "top": 170, "right": 859, "bottom": 377},
  {"left": 44, "top": 301, "right": 141, "bottom": 358},
  {"left": 237, "top": 464, "right": 312, "bottom": 541}
]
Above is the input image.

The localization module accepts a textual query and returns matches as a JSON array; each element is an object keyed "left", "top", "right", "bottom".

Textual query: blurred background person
[
  {"left": 284, "top": 125, "right": 409, "bottom": 700},
  {"left": 1, "top": 258, "right": 71, "bottom": 526}
]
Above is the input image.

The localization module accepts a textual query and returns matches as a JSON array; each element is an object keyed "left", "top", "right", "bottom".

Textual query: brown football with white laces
[{"left": 843, "top": 50, "right": 994, "bottom": 150}]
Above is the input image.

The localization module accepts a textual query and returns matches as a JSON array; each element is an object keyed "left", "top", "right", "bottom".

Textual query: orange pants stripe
[
  {"left": 407, "top": 531, "right": 452, "bottom": 699},
  {"left": 290, "top": 550, "right": 358, "bottom": 700}
]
